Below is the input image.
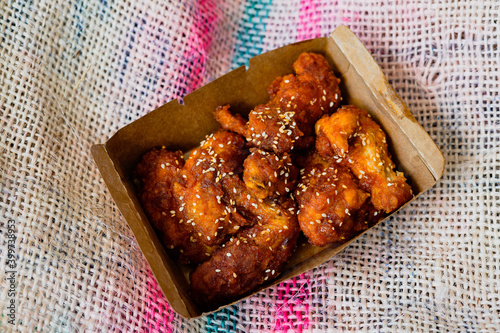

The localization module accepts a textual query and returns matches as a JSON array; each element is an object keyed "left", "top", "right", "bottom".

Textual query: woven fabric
[{"left": 1, "top": 0, "right": 499, "bottom": 331}]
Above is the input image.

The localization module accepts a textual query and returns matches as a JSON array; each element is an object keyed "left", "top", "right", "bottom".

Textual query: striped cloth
[{"left": 1, "top": 0, "right": 499, "bottom": 332}]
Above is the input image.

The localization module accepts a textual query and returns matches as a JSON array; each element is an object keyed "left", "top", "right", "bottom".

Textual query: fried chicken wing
[
  {"left": 172, "top": 130, "right": 251, "bottom": 248},
  {"left": 294, "top": 153, "right": 370, "bottom": 246},
  {"left": 315, "top": 105, "right": 413, "bottom": 213},
  {"left": 134, "top": 148, "right": 217, "bottom": 264},
  {"left": 243, "top": 148, "right": 298, "bottom": 200},
  {"left": 215, "top": 52, "right": 341, "bottom": 154},
  {"left": 190, "top": 175, "right": 300, "bottom": 309}
]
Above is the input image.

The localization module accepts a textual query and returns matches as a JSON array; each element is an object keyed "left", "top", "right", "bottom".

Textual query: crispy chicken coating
[
  {"left": 134, "top": 148, "right": 217, "bottom": 264},
  {"left": 294, "top": 153, "right": 371, "bottom": 246},
  {"left": 215, "top": 52, "right": 341, "bottom": 154},
  {"left": 243, "top": 148, "right": 298, "bottom": 200},
  {"left": 172, "top": 130, "right": 251, "bottom": 249},
  {"left": 315, "top": 105, "right": 413, "bottom": 213},
  {"left": 190, "top": 175, "right": 300, "bottom": 309}
]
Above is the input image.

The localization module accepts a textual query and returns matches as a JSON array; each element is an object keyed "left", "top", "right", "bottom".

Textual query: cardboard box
[{"left": 91, "top": 26, "right": 445, "bottom": 318}]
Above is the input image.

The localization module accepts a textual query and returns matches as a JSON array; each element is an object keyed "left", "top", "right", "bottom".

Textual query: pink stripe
[
  {"left": 151, "top": 0, "right": 218, "bottom": 104},
  {"left": 175, "top": 0, "right": 218, "bottom": 97},
  {"left": 341, "top": 8, "right": 360, "bottom": 23},
  {"left": 273, "top": 272, "right": 311, "bottom": 332},
  {"left": 298, "top": 0, "right": 322, "bottom": 41},
  {"left": 143, "top": 270, "right": 175, "bottom": 332}
]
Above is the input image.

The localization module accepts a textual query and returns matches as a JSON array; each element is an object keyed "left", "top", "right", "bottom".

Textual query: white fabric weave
[{"left": 1, "top": 0, "right": 499, "bottom": 332}]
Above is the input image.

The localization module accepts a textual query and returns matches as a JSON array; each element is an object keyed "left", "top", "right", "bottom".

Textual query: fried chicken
[
  {"left": 190, "top": 175, "right": 300, "bottom": 309},
  {"left": 294, "top": 152, "right": 371, "bottom": 246},
  {"left": 215, "top": 52, "right": 341, "bottom": 154},
  {"left": 315, "top": 105, "right": 413, "bottom": 213},
  {"left": 172, "top": 130, "right": 252, "bottom": 249},
  {"left": 134, "top": 148, "right": 217, "bottom": 264},
  {"left": 242, "top": 148, "right": 298, "bottom": 200}
]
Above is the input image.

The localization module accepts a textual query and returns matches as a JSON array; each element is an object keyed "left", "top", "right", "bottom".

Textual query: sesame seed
[
  {"left": 233, "top": 273, "right": 237, "bottom": 278},
  {"left": 216, "top": 269, "right": 221, "bottom": 272},
  {"left": 227, "top": 253, "right": 231, "bottom": 257}
]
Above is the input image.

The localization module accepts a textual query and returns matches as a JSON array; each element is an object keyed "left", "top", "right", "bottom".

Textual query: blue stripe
[
  {"left": 204, "top": 305, "right": 239, "bottom": 333},
  {"left": 231, "top": 0, "right": 274, "bottom": 69}
]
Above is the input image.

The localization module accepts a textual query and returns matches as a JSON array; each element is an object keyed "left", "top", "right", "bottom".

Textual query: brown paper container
[{"left": 91, "top": 26, "right": 445, "bottom": 318}]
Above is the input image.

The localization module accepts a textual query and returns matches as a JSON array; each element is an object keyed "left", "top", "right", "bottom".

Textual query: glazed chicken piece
[
  {"left": 172, "top": 130, "right": 252, "bottom": 249},
  {"left": 315, "top": 105, "right": 413, "bottom": 213},
  {"left": 215, "top": 52, "right": 341, "bottom": 154},
  {"left": 294, "top": 153, "right": 371, "bottom": 246},
  {"left": 242, "top": 148, "right": 298, "bottom": 200},
  {"left": 134, "top": 148, "right": 217, "bottom": 264},
  {"left": 190, "top": 175, "right": 300, "bottom": 309}
]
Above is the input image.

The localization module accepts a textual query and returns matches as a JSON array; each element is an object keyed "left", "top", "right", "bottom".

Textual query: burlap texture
[{"left": 1, "top": 0, "right": 499, "bottom": 332}]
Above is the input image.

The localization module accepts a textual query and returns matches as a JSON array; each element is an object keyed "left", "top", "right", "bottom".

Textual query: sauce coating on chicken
[
  {"left": 215, "top": 52, "right": 341, "bottom": 154},
  {"left": 315, "top": 105, "right": 413, "bottom": 213}
]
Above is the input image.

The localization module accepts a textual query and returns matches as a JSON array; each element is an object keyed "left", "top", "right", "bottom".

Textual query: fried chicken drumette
[
  {"left": 294, "top": 153, "right": 371, "bottom": 246},
  {"left": 215, "top": 52, "right": 341, "bottom": 154},
  {"left": 315, "top": 105, "right": 413, "bottom": 213},
  {"left": 134, "top": 148, "right": 217, "bottom": 264},
  {"left": 190, "top": 175, "right": 300, "bottom": 309},
  {"left": 172, "top": 130, "right": 252, "bottom": 250},
  {"left": 242, "top": 148, "right": 298, "bottom": 200}
]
